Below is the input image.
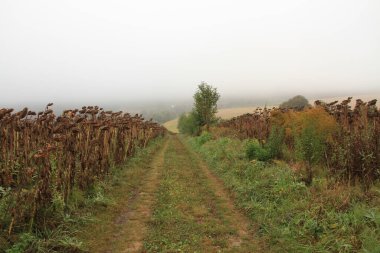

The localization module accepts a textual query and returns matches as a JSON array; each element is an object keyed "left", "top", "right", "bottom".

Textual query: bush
[
  {"left": 295, "top": 122, "right": 325, "bottom": 164},
  {"left": 295, "top": 117, "right": 327, "bottom": 186},
  {"left": 245, "top": 126, "right": 284, "bottom": 162},
  {"left": 245, "top": 139, "right": 271, "bottom": 161},
  {"left": 245, "top": 139, "right": 258, "bottom": 160},
  {"left": 194, "top": 131, "right": 212, "bottom": 146},
  {"left": 178, "top": 111, "right": 200, "bottom": 136},
  {"left": 267, "top": 126, "right": 285, "bottom": 159}
]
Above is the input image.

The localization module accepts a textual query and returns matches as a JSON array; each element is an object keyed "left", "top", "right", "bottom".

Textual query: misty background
[{"left": 1, "top": 0, "right": 379, "bottom": 122}]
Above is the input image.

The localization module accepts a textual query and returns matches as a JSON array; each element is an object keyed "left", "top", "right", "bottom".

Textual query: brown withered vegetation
[
  {"left": 316, "top": 98, "right": 380, "bottom": 186},
  {"left": 219, "top": 106, "right": 274, "bottom": 143},
  {"left": 0, "top": 104, "right": 165, "bottom": 237},
  {"left": 218, "top": 98, "right": 380, "bottom": 187}
]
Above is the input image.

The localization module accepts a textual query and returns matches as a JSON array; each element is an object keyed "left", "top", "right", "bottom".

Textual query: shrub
[
  {"left": 267, "top": 125, "right": 285, "bottom": 159},
  {"left": 295, "top": 121, "right": 325, "bottom": 185},
  {"left": 244, "top": 126, "right": 284, "bottom": 162},
  {"left": 178, "top": 111, "right": 200, "bottom": 136},
  {"left": 245, "top": 139, "right": 271, "bottom": 161},
  {"left": 194, "top": 131, "right": 212, "bottom": 146},
  {"left": 293, "top": 108, "right": 337, "bottom": 185},
  {"left": 245, "top": 139, "right": 259, "bottom": 160}
]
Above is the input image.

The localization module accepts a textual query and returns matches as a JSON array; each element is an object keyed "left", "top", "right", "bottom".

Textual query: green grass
[
  {"left": 186, "top": 135, "right": 380, "bottom": 253},
  {"left": 144, "top": 137, "right": 239, "bottom": 252}
]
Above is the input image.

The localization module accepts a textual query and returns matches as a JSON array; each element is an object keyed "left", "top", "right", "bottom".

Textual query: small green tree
[{"left": 193, "top": 82, "right": 220, "bottom": 130}]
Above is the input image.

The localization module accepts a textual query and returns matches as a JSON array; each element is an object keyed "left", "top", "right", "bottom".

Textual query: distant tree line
[{"left": 279, "top": 95, "right": 310, "bottom": 111}]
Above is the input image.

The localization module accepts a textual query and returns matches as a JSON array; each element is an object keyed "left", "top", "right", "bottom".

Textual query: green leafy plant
[
  {"left": 295, "top": 120, "right": 325, "bottom": 186},
  {"left": 245, "top": 139, "right": 271, "bottom": 161},
  {"left": 266, "top": 125, "right": 285, "bottom": 159},
  {"left": 194, "top": 131, "right": 212, "bottom": 146},
  {"left": 6, "top": 233, "right": 36, "bottom": 253},
  {"left": 178, "top": 111, "right": 200, "bottom": 136}
]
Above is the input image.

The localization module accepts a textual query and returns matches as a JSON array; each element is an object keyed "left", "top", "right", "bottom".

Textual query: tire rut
[
  {"left": 103, "top": 138, "right": 169, "bottom": 253},
  {"left": 178, "top": 136, "right": 261, "bottom": 252}
]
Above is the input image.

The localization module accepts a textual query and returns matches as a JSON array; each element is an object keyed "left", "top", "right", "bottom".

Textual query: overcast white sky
[{"left": 0, "top": 0, "right": 379, "bottom": 105}]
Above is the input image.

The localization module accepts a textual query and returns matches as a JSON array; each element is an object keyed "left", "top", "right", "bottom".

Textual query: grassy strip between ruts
[
  {"left": 185, "top": 134, "right": 380, "bottom": 253},
  {"left": 2, "top": 136, "right": 166, "bottom": 253},
  {"left": 144, "top": 136, "right": 246, "bottom": 252}
]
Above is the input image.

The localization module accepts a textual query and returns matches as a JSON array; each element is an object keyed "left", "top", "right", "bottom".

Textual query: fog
[{"left": 1, "top": 0, "right": 380, "bottom": 111}]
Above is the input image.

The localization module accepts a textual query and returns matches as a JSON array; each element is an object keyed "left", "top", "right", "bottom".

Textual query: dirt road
[{"left": 81, "top": 135, "right": 259, "bottom": 252}]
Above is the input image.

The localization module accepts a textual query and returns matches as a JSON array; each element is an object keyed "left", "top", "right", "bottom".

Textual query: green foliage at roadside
[
  {"left": 245, "top": 139, "right": 271, "bottom": 161},
  {"left": 245, "top": 126, "right": 285, "bottom": 162},
  {"left": 178, "top": 111, "right": 200, "bottom": 136},
  {"left": 193, "top": 82, "right": 220, "bottom": 130},
  {"left": 178, "top": 82, "right": 220, "bottom": 135},
  {"left": 186, "top": 135, "right": 380, "bottom": 253},
  {"left": 194, "top": 131, "right": 212, "bottom": 146}
]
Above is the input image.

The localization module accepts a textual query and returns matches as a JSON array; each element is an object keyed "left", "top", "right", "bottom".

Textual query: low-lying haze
[{"left": 1, "top": 0, "right": 379, "bottom": 110}]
